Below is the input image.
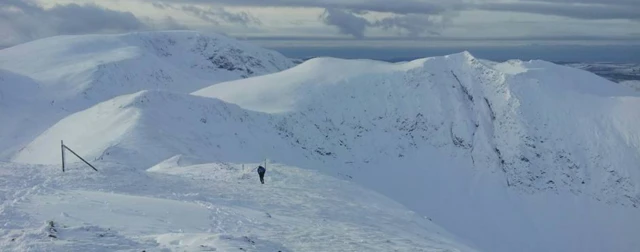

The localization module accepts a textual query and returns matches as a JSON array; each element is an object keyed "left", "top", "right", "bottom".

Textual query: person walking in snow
[{"left": 257, "top": 165, "right": 266, "bottom": 184}]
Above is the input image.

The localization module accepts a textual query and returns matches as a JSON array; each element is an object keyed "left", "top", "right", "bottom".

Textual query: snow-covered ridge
[
  {"left": 0, "top": 30, "right": 294, "bottom": 105},
  {"left": 12, "top": 90, "right": 283, "bottom": 168},
  {"left": 195, "top": 51, "right": 640, "bottom": 207},
  {"left": 0, "top": 31, "right": 294, "bottom": 159}
]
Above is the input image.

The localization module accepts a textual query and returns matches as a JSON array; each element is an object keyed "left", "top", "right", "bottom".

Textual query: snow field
[{"left": 0, "top": 160, "right": 478, "bottom": 252}]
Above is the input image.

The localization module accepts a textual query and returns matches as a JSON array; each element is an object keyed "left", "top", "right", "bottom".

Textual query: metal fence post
[
  {"left": 61, "top": 140, "right": 65, "bottom": 172},
  {"left": 60, "top": 140, "right": 98, "bottom": 172}
]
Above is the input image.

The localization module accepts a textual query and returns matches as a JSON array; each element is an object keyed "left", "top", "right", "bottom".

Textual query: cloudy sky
[{"left": 0, "top": 0, "right": 638, "bottom": 52}]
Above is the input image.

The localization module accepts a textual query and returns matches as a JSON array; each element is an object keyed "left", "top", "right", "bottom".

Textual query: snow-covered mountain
[
  {"left": 0, "top": 30, "right": 293, "bottom": 106},
  {"left": 2, "top": 32, "right": 640, "bottom": 252},
  {"left": 195, "top": 52, "right": 640, "bottom": 205},
  {"left": 0, "top": 31, "right": 479, "bottom": 252},
  {"left": 0, "top": 31, "right": 294, "bottom": 159},
  {"left": 192, "top": 54, "right": 640, "bottom": 252}
]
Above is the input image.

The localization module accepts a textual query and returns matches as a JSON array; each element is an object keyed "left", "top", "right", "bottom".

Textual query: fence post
[
  {"left": 61, "top": 140, "right": 65, "bottom": 172},
  {"left": 60, "top": 140, "right": 98, "bottom": 172}
]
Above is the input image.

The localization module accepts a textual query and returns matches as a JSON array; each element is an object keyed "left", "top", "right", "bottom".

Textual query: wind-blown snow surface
[
  {"left": 0, "top": 31, "right": 294, "bottom": 159},
  {"left": 0, "top": 160, "right": 477, "bottom": 251},
  {"left": 5, "top": 46, "right": 640, "bottom": 251}
]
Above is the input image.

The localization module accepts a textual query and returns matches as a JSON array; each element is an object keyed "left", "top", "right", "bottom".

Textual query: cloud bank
[
  {"left": 1, "top": 0, "right": 638, "bottom": 47},
  {"left": 151, "top": 0, "right": 639, "bottom": 39},
  {"left": 0, "top": 0, "right": 186, "bottom": 47},
  {"left": 152, "top": 0, "right": 640, "bottom": 20}
]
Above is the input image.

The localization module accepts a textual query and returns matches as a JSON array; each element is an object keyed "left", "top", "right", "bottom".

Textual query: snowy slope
[
  {"left": 5, "top": 37, "right": 640, "bottom": 252},
  {"left": 195, "top": 52, "right": 640, "bottom": 206},
  {"left": 0, "top": 160, "right": 479, "bottom": 252},
  {"left": 0, "top": 69, "right": 66, "bottom": 158},
  {"left": 11, "top": 90, "right": 293, "bottom": 168},
  {"left": 0, "top": 31, "right": 294, "bottom": 159},
  {"left": 192, "top": 52, "right": 640, "bottom": 252}
]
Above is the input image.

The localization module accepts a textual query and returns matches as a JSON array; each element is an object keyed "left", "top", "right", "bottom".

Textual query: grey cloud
[
  {"left": 182, "top": 5, "right": 221, "bottom": 25},
  {"left": 160, "top": 0, "right": 455, "bottom": 36},
  {"left": 320, "top": 0, "right": 450, "bottom": 15},
  {"left": 151, "top": 0, "right": 639, "bottom": 40},
  {"left": 242, "top": 34, "right": 640, "bottom": 42},
  {"left": 153, "top": 3, "right": 261, "bottom": 26},
  {"left": 320, "top": 8, "right": 369, "bottom": 38},
  {"left": 0, "top": 0, "right": 189, "bottom": 47},
  {"left": 151, "top": 2, "right": 168, "bottom": 9},
  {"left": 0, "top": 0, "right": 143, "bottom": 40},
  {"left": 153, "top": 0, "right": 640, "bottom": 20},
  {"left": 185, "top": 6, "right": 261, "bottom": 26},
  {"left": 47, "top": 3, "right": 146, "bottom": 34},
  {"left": 153, "top": 0, "right": 457, "bottom": 15},
  {"left": 520, "top": 0, "right": 640, "bottom": 7},
  {"left": 159, "top": 16, "right": 190, "bottom": 30},
  {"left": 373, "top": 14, "right": 448, "bottom": 37},
  {"left": 319, "top": 8, "right": 451, "bottom": 39},
  {"left": 140, "top": 15, "right": 190, "bottom": 30},
  {"left": 478, "top": 2, "right": 640, "bottom": 20},
  {"left": 215, "top": 7, "right": 262, "bottom": 25}
]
